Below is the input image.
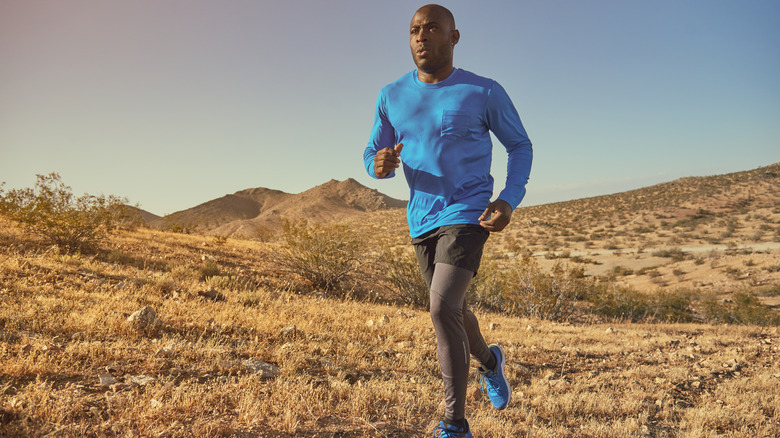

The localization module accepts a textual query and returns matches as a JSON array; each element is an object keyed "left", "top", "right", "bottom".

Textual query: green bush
[
  {"left": 588, "top": 284, "right": 650, "bottom": 322},
  {"left": 0, "top": 173, "right": 130, "bottom": 253},
  {"left": 470, "top": 257, "right": 586, "bottom": 322},
  {"left": 587, "top": 286, "right": 695, "bottom": 323},
  {"left": 702, "top": 293, "right": 780, "bottom": 326},
  {"left": 379, "top": 247, "right": 429, "bottom": 307},
  {"left": 269, "top": 220, "right": 366, "bottom": 294}
]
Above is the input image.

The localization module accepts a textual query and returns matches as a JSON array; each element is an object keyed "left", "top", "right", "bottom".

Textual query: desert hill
[
  {"left": 501, "top": 162, "right": 779, "bottom": 251},
  {"left": 515, "top": 162, "right": 779, "bottom": 229},
  {"left": 151, "top": 178, "right": 406, "bottom": 238},
  {"left": 484, "top": 162, "right": 780, "bottom": 300}
]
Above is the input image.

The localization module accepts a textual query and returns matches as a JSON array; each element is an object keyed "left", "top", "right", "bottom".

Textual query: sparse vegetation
[
  {"left": 702, "top": 292, "right": 780, "bottom": 325},
  {"left": 379, "top": 247, "right": 429, "bottom": 307},
  {"left": 0, "top": 173, "right": 131, "bottom": 253},
  {"left": 268, "top": 220, "right": 367, "bottom": 294},
  {"left": 1, "top": 163, "right": 779, "bottom": 436}
]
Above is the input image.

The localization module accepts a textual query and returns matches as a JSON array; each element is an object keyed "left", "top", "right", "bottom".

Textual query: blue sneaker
[
  {"left": 433, "top": 419, "right": 472, "bottom": 438},
  {"left": 477, "top": 344, "right": 511, "bottom": 410}
]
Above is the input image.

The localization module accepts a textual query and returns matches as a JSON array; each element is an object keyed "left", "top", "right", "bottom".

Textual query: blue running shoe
[
  {"left": 477, "top": 344, "right": 511, "bottom": 410},
  {"left": 433, "top": 419, "right": 472, "bottom": 438}
]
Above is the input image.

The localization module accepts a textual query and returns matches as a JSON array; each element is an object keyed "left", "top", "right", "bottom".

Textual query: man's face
[{"left": 409, "top": 7, "right": 458, "bottom": 75}]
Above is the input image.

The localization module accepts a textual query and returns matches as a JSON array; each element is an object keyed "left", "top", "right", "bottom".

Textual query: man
[{"left": 363, "top": 4, "right": 532, "bottom": 437}]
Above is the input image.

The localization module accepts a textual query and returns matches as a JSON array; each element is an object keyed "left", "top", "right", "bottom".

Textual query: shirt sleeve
[
  {"left": 363, "top": 91, "right": 397, "bottom": 179},
  {"left": 484, "top": 82, "right": 533, "bottom": 209}
]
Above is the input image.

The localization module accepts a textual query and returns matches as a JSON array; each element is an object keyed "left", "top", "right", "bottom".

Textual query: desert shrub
[
  {"left": 507, "top": 259, "right": 586, "bottom": 321},
  {"left": 587, "top": 285, "right": 650, "bottom": 322},
  {"left": 379, "top": 247, "right": 428, "bottom": 307},
  {"left": 586, "top": 285, "right": 695, "bottom": 322},
  {"left": 470, "top": 258, "right": 587, "bottom": 321},
  {"left": 652, "top": 247, "right": 687, "bottom": 262},
  {"left": 648, "top": 290, "right": 696, "bottom": 322},
  {"left": 611, "top": 265, "right": 634, "bottom": 277},
  {"left": 468, "top": 255, "right": 511, "bottom": 313},
  {"left": 702, "top": 293, "right": 780, "bottom": 326},
  {"left": 199, "top": 261, "right": 222, "bottom": 280},
  {"left": 0, "top": 173, "right": 129, "bottom": 253},
  {"left": 268, "top": 220, "right": 366, "bottom": 294}
]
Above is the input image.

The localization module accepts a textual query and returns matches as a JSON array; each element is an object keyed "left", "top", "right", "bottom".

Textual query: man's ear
[{"left": 451, "top": 29, "right": 460, "bottom": 46}]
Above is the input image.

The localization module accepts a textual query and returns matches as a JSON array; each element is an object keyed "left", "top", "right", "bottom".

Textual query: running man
[{"left": 363, "top": 4, "right": 533, "bottom": 437}]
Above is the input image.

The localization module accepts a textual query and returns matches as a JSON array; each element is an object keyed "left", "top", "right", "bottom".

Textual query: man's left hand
[{"left": 479, "top": 199, "right": 512, "bottom": 232}]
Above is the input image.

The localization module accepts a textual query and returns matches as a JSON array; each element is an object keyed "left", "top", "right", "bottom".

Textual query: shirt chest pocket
[{"left": 441, "top": 110, "right": 483, "bottom": 138}]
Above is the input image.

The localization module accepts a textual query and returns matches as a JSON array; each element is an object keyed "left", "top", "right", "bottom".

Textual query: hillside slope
[
  {"left": 0, "top": 221, "right": 777, "bottom": 437},
  {"left": 151, "top": 178, "right": 406, "bottom": 237}
]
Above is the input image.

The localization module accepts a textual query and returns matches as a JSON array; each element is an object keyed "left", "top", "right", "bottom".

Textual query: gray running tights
[{"left": 428, "top": 263, "right": 493, "bottom": 421}]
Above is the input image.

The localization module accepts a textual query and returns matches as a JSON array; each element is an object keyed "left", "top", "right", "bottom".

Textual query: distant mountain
[{"left": 150, "top": 178, "right": 406, "bottom": 238}]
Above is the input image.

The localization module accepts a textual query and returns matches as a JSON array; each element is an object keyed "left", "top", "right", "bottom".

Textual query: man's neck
[{"left": 417, "top": 65, "right": 455, "bottom": 83}]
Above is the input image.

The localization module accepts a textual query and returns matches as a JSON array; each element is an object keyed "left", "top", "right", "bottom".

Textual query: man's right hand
[{"left": 374, "top": 143, "right": 404, "bottom": 178}]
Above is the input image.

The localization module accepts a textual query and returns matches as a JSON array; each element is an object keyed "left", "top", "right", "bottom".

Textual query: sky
[{"left": 1, "top": 0, "right": 778, "bottom": 216}]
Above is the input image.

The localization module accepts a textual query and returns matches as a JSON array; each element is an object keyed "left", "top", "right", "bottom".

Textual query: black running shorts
[{"left": 411, "top": 224, "right": 490, "bottom": 286}]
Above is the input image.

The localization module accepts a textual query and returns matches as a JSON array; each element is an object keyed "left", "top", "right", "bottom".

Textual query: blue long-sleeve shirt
[{"left": 364, "top": 68, "right": 533, "bottom": 238}]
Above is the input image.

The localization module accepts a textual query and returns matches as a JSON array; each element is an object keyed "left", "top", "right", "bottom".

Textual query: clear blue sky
[{"left": 2, "top": 0, "right": 778, "bottom": 216}]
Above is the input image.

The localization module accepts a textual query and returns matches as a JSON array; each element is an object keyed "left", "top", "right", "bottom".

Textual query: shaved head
[{"left": 415, "top": 4, "right": 455, "bottom": 29}]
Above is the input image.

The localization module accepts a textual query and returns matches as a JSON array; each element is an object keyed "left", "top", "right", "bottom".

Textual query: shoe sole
[{"left": 490, "top": 344, "right": 511, "bottom": 410}]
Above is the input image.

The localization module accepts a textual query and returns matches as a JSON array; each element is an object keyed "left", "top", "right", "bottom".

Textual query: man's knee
[{"left": 430, "top": 289, "right": 462, "bottom": 324}]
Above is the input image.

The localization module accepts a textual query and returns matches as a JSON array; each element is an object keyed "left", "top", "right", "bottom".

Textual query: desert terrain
[{"left": 1, "top": 163, "right": 778, "bottom": 436}]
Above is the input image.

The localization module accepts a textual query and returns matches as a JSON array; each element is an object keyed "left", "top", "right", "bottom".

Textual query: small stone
[
  {"left": 42, "top": 344, "right": 63, "bottom": 352},
  {"left": 489, "top": 322, "right": 500, "bottom": 331},
  {"left": 126, "top": 306, "right": 162, "bottom": 332},
  {"left": 98, "top": 374, "right": 118, "bottom": 387},
  {"left": 243, "top": 358, "right": 280, "bottom": 379},
  {"left": 280, "top": 325, "right": 299, "bottom": 338},
  {"left": 526, "top": 325, "right": 535, "bottom": 332},
  {"left": 129, "top": 375, "right": 157, "bottom": 386},
  {"left": 605, "top": 327, "right": 615, "bottom": 334},
  {"left": 150, "top": 398, "right": 163, "bottom": 409}
]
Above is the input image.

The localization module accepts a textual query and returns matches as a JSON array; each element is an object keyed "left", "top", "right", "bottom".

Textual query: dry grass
[{"left": 1, "top": 217, "right": 779, "bottom": 437}]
